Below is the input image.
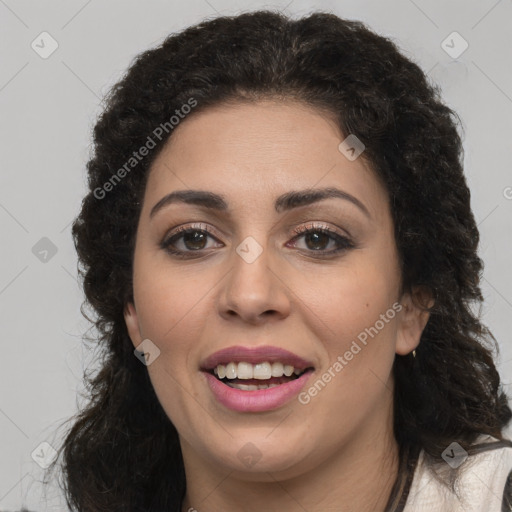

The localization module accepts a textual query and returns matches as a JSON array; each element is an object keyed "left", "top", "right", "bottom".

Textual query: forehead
[{"left": 144, "top": 100, "right": 388, "bottom": 219}]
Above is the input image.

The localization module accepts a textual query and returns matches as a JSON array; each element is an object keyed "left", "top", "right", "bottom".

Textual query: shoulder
[{"left": 403, "top": 435, "right": 512, "bottom": 512}]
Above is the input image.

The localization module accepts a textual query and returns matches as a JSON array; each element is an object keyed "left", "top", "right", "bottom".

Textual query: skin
[{"left": 124, "top": 100, "right": 431, "bottom": 512}]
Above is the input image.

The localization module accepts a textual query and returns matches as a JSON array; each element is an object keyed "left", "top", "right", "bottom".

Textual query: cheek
[
  {"left": 296, "top": 265, "right": 400, "bottom": 419},
  {"left": 132, "top": 258, "right": 211, "bottom": 427},
  {"left": 295, "top": 255, "right": 399, "bottom": 340},
  {"left": 133, "top": 253, "right": 212, "bottom": 343},
  {"left": 290, "top": 255, "right": 401, "bottom": 407}
]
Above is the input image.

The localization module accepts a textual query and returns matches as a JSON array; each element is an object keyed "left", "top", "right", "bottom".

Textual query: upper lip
[{"left": 201, "top": 345, "right": 315, "bottom": 371}]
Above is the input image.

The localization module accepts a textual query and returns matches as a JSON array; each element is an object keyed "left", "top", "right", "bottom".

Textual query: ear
[
  {"left": 124, "top": 301, "right": 143, "bottom": 349},
  {"left": 395, "top": 287, "right": 434, "bottom": 356}
]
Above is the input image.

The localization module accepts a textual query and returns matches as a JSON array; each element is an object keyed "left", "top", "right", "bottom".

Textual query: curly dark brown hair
[{"left": 44, "top": 9, "right": 511, "bottom": 512}]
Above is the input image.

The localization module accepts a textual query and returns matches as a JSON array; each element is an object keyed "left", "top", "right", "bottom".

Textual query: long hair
[{"left": 45, "top": 10, "right": 511, "bottom": 511}]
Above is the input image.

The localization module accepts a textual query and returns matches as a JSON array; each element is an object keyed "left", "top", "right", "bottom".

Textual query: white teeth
[
  {"left": 271, "top": 362, "right": 284, "bottom": 377},
  {"left": 225, "top": 362, "right": 237, "bottom": 379},
  {"left": 226, "top": 382, "right": 281, "bottom": 390},
  {"left": 253, "top": 362, "right": 272, "bottom": 380},
  {"left": 237, "top": 362, "right": 253, "bottom": 379},
  {"left": 283, "top": 365, "right": 294, "bottom": 377},
  {"left": 212, "top": 361, "right": 306, "bottom": 380}
]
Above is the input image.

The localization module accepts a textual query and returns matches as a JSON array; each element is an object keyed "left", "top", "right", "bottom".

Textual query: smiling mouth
[{"left": 206, "top": 361, "right": 314, "bottom": 391}]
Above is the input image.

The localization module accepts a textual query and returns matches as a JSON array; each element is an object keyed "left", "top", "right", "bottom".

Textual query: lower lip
[{"left": 202, "top": 370, "right": 314, "bottom": 412}]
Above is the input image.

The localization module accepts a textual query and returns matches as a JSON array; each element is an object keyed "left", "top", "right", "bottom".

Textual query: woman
[{"left": 46, "top": 10, "right": 512, "bottom": 512}]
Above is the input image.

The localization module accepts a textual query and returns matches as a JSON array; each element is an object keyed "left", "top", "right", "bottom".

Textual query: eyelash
[{"left": 160, "top": 222, "right": 355, "bottom": 259}]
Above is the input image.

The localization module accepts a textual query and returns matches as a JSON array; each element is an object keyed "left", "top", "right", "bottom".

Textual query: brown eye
[
  {"left": 302, "top": 230, "right": 332, "bottom": 251},
  {"left": 288, "top": 224, "right": 355, "bottom": 256},
  {"left": 181, "top": 230, "right": 208, "bottom": 250},
  {"left": 161, "top": 224, "right": 223, "bottom": 257}
]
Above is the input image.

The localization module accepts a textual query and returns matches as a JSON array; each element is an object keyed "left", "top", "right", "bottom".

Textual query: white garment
[{"left": 403, "top": 435, "right": 512, "bottom": 511}]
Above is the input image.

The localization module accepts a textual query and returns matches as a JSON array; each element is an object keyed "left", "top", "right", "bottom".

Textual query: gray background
[{"left": 1, "top": 0, "right": 511, "bottom": 509}]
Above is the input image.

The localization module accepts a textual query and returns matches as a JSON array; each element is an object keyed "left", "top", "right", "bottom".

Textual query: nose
[{"left": 217, "top": 240, "right": 291, "bottom": 325}]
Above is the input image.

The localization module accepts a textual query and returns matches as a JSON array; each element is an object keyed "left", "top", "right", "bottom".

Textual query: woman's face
[{"left": 124, "top": 100, "right": 429, "bottom": 479}]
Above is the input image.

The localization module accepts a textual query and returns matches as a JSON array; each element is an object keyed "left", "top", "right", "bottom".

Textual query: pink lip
[
  {"left": 202, "top": 369, "right": 314, "bottom": 412},
  {"left": 201, "top": 345, "right": 314, "bottom": 370}
]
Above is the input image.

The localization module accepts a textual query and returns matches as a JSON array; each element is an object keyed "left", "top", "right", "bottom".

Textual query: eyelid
[
  {"left": 162, "top": 221, "right": 348, "bottom": 244},
  {"left": 290, "top": 221, "right": 350, "bottom": 239},
  {"left": 164, "top": 215, "right": 351, "bottom": 235},
  {"left": 164, "top": 222, "right": 224, "bottom": 241}
]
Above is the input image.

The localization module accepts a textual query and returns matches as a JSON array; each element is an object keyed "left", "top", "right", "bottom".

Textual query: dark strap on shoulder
[
  {"left": 467, "top": 439, "right": 512, "bottom": 456},
  {"left": 503, "top": 468, "right": 512, "bottom": 511},
  {"left": 385, "top": 444, "right": 421, "bottom": 512}
]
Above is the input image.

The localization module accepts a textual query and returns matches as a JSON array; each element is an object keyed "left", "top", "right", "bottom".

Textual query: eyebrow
[{"left": 149, "top": 187, "right": 371, "bottom": 219}]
